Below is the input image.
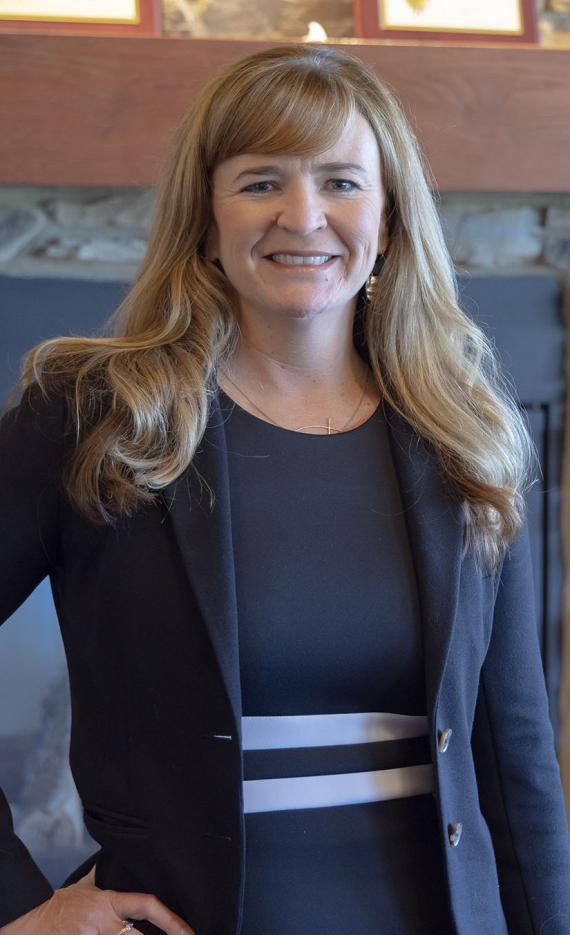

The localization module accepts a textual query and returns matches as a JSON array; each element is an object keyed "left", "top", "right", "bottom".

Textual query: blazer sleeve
[
  {"left": 0, "top": 382, "right": 69, "bottom": 925},
  {"left": 471, "top": 517, "right": 570, "bottom": 934}
]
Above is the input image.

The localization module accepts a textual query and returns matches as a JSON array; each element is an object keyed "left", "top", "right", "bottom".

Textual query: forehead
[{"left": 213, "top": 112, "right": 381, "bottom": 181}]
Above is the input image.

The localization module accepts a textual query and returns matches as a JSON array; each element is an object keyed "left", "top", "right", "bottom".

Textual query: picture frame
[
  {"left": 0, "top": 0, "right": 162, "bottom": 37},
  {"left": 353, "top": 0, "right": 539, "bottom": 45}
]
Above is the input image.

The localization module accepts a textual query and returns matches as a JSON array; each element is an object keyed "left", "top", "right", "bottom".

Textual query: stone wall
[{"left": 0, "top": 188, "right": 568, "bottom": 283}]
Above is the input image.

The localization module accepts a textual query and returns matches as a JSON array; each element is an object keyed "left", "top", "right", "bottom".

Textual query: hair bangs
[{"left": 208, "top": 71, "right": 356, "bottom": 166}]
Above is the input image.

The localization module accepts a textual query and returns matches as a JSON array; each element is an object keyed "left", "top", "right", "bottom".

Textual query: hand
[{"left": 0, "top": 867, "right": 195, "bottom": 935}]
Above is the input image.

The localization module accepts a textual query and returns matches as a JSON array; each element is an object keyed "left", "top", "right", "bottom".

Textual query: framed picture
[
  {"left": 353, "top": 0, "right": 539, "bottom": 44},
  {"left": 0, "top": 0, "right": 162, "bottom": 36}
]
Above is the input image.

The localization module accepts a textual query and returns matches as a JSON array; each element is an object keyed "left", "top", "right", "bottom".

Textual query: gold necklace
[{"left": 219, "top": 368, "right": 371, "bottom": 435}]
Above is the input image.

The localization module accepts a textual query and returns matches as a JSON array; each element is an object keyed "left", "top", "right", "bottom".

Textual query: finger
[{"left": 107, "top": 892, "right": 195, "bottom": 935}]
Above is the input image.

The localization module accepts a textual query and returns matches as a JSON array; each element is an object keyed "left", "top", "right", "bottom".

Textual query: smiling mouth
[{"left": 265, "top": 254, "right": 336, "bottom": 267}]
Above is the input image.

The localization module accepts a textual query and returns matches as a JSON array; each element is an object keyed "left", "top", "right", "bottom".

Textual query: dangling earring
[{"left": 365, "top": 253, "right": 385, "bottom": 301}]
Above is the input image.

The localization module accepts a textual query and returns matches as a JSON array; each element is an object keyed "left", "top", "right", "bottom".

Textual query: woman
[{"left": 1, "top": 43, "right": 569, "bottom": 935}]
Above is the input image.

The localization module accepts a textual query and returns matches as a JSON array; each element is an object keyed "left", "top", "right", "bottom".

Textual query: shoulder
[{"left": 0, "top": 381, "right": 77, "bottom": 469}]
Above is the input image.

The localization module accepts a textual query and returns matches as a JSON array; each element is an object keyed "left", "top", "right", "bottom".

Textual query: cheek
[
  {"left": 345, "top": 226, "right": 381, "bottom": 263},
  {"left": 219, "top": 215, "right": 264, "bottom": 260},
  {"left": 351, "top": 199, "right": 383, "bottom": 247},
  {"left": 340, "top": 208, "right": 382, "bottom": 256}
]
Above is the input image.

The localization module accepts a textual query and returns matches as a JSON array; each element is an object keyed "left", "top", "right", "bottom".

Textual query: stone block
[
  {"left": 48, "top": 192, "right": 152, "bottom": 231},
  {"left": 112, "top": 190, "right": 155, "bottom": 231},
  {"left": 76, "top": 237, "right": 147, "bottom": 262},
  {"left": 0, "top": 206, "right": 46, "bottom": 263},
  {"left": 41, "top": 238, "right": 82, "bottom": 260},
  {"left": 440, "top": 207, "right": 542, "bottom": 268},
  {"left": 545, "top": 207, "right": 570, "bottom": 232},
  {"left": 543, "top": 236, "right": 570, "bottom": 270}
]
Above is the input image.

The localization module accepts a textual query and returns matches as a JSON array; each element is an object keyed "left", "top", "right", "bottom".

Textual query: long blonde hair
[{"left": 17, "top": 43, "right": 536, "bottom": 574}]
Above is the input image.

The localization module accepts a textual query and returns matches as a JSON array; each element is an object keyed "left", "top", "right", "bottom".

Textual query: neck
[
  {"left": 215, "top": 300, "right": 381, "bottom": 435},
  {"left": 221, "top": 305, "right": 367, "bottom": 401}
]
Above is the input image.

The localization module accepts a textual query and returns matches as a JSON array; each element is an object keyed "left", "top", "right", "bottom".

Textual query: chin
[{"left": 270, "top": 295, "right": 343, "bottom": 320}]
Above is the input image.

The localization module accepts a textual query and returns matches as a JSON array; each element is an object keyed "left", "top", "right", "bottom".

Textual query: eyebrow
[{"left": 232, "top": 162, "right": 369, "bottom": 183}]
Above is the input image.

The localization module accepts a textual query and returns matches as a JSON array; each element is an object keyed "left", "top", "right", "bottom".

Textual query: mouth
[{"left": 264, "top": 253, "right": 337, "bottom": 269}]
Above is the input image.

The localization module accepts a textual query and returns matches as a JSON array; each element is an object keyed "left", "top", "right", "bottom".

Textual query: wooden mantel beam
[{"left": 0, "top": 35, "right": 569, "bottom": 191}]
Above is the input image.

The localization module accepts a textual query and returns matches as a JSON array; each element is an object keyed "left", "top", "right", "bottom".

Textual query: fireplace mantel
[{"left": 0, "top": 34, "right": 569, "bottom": 190}]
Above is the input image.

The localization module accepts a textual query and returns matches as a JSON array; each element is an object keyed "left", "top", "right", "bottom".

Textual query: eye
[
  {"left": 327, "top": 179, "right": 360, "bottom": 192},
  {"left": 241, "top": 181, "right": 275, "bottom": 193}
]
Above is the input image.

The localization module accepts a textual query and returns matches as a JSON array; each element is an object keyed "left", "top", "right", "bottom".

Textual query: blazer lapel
[
  {"left": 384, "top": 402, "right": 466, "bottom": 716},
  {"left": 161, "top": 393, "right": 243, "bottom": 737}
]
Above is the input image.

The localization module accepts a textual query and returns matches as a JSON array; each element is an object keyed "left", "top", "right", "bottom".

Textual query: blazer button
[
  {"left": 438, "top": 727, "right": 453, "bottom": 753},
  {"left": 448, "top": 822, "right": 463, "bottom": 847}
]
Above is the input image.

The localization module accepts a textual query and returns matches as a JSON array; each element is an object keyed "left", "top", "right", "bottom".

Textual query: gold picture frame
[
  {"left": 353, "top": 0, "right": 538, "bottom": 44},
  {"left": 0, "top": 0, "right": 162, "bottom": 36}
]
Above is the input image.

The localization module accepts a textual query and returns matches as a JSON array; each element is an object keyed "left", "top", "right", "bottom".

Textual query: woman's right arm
[{"left": 0, "top": 387, "right": 194, "bottom": 935}]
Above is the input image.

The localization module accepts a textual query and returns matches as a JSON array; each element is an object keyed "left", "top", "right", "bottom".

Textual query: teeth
[{"left": 269, "top": 254, "right": 333, "bottom": 266}]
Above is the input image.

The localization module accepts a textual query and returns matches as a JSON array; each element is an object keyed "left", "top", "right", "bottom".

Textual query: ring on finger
[{"left": 118, "top": 923, "right": 134, "bottom": 935}]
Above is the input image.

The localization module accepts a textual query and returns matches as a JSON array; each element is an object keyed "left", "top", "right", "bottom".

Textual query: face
[{"left": 206, "top": 112, "right": 388, "bottom": 325}]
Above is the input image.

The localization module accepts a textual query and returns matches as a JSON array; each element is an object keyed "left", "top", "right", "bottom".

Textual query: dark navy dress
[{"left": 218, "top": 386, "right": 453, "bottom": 934}]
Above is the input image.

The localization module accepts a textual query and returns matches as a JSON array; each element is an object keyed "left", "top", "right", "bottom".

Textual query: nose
[{"left": 275, "top": 182, "right": 326, "bottom": 235}]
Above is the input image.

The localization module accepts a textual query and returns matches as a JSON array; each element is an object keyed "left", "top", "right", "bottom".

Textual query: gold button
[{"left": 438, "top": 727, "right": 453, "bottom": 753}]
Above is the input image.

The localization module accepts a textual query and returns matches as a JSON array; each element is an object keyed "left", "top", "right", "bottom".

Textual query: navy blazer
[{"left": 1, "top": 383, "right": 570, "bottom": 935}]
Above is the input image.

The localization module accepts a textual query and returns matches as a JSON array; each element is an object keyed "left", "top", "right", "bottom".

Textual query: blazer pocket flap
[{"left": 83, "top": 803, "right": 149, "bottom": 839}]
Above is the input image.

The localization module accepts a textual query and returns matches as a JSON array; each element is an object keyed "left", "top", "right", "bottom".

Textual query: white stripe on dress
[
  {"left": 241, "top": 712, "right": 433, "bottom": 812},
  {"left": 243, "top": 763, "right": 435, "bottom": 813},
  {"left": 242, "top": 712, "right": 429, "bottom": 750}
]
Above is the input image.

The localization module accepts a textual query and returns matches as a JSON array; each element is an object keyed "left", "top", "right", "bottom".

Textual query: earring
[{"left": 365, "top": 253, "right": 385, "bottom": 301}]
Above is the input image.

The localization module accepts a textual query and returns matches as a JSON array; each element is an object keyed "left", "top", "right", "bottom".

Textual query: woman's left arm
[{"left": 471, "top": 518, "right": 570, "bottom": 934}]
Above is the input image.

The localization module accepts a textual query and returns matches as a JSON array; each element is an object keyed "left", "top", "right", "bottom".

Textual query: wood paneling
[{"left": 0, "top": 35, "right": 569, "bottom": 190}]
